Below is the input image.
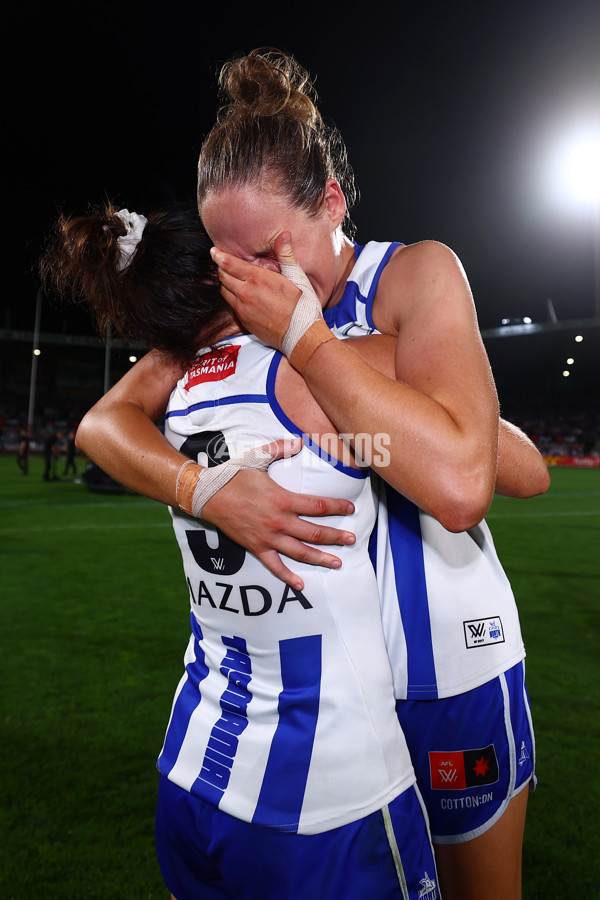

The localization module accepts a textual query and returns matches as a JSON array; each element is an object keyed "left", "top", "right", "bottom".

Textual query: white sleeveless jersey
[
  {"left": 159, "top": 334, "right": 415, "bottom": 834},
  {"left": 324, "top": 241, "right": 526, "bottom": 701}
]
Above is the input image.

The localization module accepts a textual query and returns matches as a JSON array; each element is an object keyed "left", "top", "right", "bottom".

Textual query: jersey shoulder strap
[{"left": 324, "top": 241, "right": 403, "bottom": 336}]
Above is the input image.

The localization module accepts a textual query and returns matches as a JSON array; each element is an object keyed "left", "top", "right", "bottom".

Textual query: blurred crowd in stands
[
  {"left": 1, "top": 398, "right": 598, "bottom": 464},
  {"left": 502, "top": 409, "right": 599, "bottom": 460}
]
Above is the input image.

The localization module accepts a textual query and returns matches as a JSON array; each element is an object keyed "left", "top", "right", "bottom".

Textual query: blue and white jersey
[
  {"left": 324, "top": 242, "right": 526, "bottom": 701},
  {"left": 159, "top": 334, "right": 415, "bottom": 834}
]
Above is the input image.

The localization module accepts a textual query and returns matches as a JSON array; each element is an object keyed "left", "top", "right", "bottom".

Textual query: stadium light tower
[{"left": 553, "top": 123, "right": 600, "bottom": 317}]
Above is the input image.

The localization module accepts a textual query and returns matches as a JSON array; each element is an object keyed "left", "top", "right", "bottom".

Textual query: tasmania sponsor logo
[
  {"left": 429, "top": 745, "right": 499, "bottom": 790},
  {"left": 463, "top": 616, "right": 505, "bottom": 648},
  {"left": 185, "top": 345, "right": 241, "bottom": 389}
]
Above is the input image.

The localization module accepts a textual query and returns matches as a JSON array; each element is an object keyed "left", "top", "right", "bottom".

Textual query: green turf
[
  {"left": 1, "top": 455, "right": 598, "bottom": 897},
  {"left": 487, "top": 468, "right": 600, "bottom": 896},
  {"left": 1, "top": 455, "right": 183, "bottom": 898}
]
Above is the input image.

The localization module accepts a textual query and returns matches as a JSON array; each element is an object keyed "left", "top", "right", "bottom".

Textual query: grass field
[{"left": 1, "top": 453, "right": 598, "bottom": 898}]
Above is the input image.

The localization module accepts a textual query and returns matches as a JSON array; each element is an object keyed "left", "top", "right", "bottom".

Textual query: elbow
[
  {"left": 432, "top": 472, "right": 494, "bottom": 533},
  {"left": 437, "top": 501, "right": 490, "bottom": 534},
  {"left": 431, "top": 432, "right": 498, "bottom": 532},
  {"left": 517, "top": 466, "right": 550, "bottom": 499},
  {"left": 529, "top": 463, "right": 551, "bottom": 497},
  {"left": 74, "top": 411, "right": 96, "bottom": 456},
  {"left": 506, "top": 459, "right": 551, "bottom": 499}
]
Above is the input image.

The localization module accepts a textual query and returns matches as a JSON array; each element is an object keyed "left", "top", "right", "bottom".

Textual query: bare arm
[
  {"left": 339, "top": 337, "right": 549, "bottom": 502},
  {"left": 496, "top": 419, "right": 550, "bottom": 497},
  {"left": 215, "top": 239, "right": 499, "bottom": 531},
  {"left": 76, "top": 349, "right": 192, "bottom": 502},
  {"left": 76, "top": 349, "right": 357, "bottom": 589}
]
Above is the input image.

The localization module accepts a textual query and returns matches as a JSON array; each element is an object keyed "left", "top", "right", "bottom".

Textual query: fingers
[
  {"left": 273, "top": 231, "right": 297, "bottom": 265},
  {"left": 211, "top": 245, "right": 303, "bottom": 300},
  {"left": 285, "top": 492, "right": 356, "bottom": 519},
  {"left": 275, "top": 234, "right": 316, "bottom": 297},
  {"left": 218, "top": 282, "right": 239, "bottom": 308},
  {"left": 259, "top": 437, "right": 304, "bottom": 461},
  {"left": 210, "top": 246, "right": 251, "bottom": 278},
  {"left": 256, "top": 543, "right": 354, "bottom": 592},
  {"left": 239, "top": 483, "right": 357, "bottom": 548},
  {"left": 279, "top": 513, "right": 356, "bottom": 548},
  {"left": 256, "top": 550, "right": 306, "bottom": 591},
  {"left": 201, "top": 470, "right": 357, "bottom": 598}
]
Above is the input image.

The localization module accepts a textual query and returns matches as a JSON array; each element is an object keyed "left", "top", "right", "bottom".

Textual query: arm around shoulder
[
  {"left": 76, "top": 349, "right": 188, "bottom": 504},
  {"left": 76, "top": 349, "right": 358, "bottom": 587}
]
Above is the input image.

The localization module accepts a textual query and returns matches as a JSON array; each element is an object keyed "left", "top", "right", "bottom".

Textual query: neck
[
  {"left": 195, "top": 310, "right": 248, "bottom": 348},
  {"left": 326, "top": 238, "right": 355, "bottom": 310}
]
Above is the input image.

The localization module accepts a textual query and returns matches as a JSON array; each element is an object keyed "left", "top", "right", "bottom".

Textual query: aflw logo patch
[
  {"left": 429, "top": 745, "right": 499, "bottom": 790},
  {"left": 185, "top": 345, "right": 241, "bottom": 389},
  {"left": 463, "top": 616, "right": 505, "bottom": 648}
]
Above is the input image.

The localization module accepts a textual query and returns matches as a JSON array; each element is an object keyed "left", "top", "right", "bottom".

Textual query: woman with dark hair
[
  {"left": 41, "top": 202, "right": 227, "bottom": 364},
  {"left": 42, "top": 201, "right": 439, "bottom": 900},
  {"left": 42, "top": 201, "right": 357, "bottom": 574},
  {"left": 68, "top": 49, "right": 549, "bottom": 900}
]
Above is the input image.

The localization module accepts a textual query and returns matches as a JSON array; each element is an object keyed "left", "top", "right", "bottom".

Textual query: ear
[{"left": 323, "top": 179, "right": 347, "bottom": 229}]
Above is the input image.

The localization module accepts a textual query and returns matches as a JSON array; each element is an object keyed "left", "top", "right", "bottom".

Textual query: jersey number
[{"left": 180, "top": 431, "right": 246, "bottom": 576}]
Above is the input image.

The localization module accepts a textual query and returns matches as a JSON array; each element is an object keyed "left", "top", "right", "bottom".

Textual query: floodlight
[{"left": 555, "top": 125, "right": 600, "bottom": 207}]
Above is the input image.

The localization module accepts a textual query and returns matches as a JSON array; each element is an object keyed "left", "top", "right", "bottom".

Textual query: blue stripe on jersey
[
  {"left": 323, "top": 244, "right": 364, "bottom": 330},
  {"left": 266, "top": 354, "right": 368, "bottom": 480},
  {"left": 164, "top": 394, "right": 269, "bottom": 419},
  {"left": 192, "top": 635, "right": 253, "bottom": 808},
  {"left": 385, "top": 487, "right": 438, "bottom": 699},
  {"left": 252, "top": 635, "right": 322, "bottom": 831},
  {"left": 157, "top": 612, "right": 210, "bottom": 776},
  {"left": 363, "top": 243, "right": 402, "bottom": 328},
  {"left": 368, "top": 504, "right": 378, "bottom": 571},
  {"left": 323, "top": 242, "right": 402, "bottom": 332}
]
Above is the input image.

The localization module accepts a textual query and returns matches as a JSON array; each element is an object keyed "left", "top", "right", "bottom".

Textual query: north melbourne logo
[
  {"left": 418, "top": 872, "right": 439, "bottom": 898},
  {"left": 518, "top": 741, "right": 530, "bottom": 767},
  {"left": 463, "top": 616, "right": 505, "bottom": 648}
]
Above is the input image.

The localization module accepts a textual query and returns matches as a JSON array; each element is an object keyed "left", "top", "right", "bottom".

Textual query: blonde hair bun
[{"left": 218, "top": 48, "right": 320, "bottom": 126}]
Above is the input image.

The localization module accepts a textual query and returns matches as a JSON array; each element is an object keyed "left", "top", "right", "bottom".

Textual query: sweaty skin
[
  {"left": 78, "top": 179, "right": 548, "bottom": 585},
  {"left": 205, "top": 180, "right": 547, "bottom": 531},
  {"left": 203, "top": 180, "right": 546, "bottom": 900}
]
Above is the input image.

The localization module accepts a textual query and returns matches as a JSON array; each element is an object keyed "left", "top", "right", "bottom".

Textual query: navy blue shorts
[
  {"left": 155, "top": 778, "right": 440, "bottom": 899},
  {"left": 396, "top": 660, "right": 536, "bottom": 843}
]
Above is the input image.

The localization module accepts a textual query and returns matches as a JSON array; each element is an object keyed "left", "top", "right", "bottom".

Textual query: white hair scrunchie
[{"left": 115, "top": 209, "right": 148, "bottom": 272}]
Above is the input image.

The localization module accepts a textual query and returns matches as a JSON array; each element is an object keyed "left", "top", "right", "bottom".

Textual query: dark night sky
[{"left": 7, "top": 0, "right": 600, "bottom": 400}]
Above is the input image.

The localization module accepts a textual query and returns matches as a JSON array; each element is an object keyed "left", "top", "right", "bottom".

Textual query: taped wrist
[
  {"left": 288, "top": 319, "right": 336, "bottom": 373},
  {"left": 175, "top": 447, "right": 274, "bottom": 518},
  {"left": 280, "top": 261, "right": 334, "bottom": 371}
]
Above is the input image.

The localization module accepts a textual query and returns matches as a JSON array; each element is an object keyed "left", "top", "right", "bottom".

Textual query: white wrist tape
[
  {"left": 280, "top": 262, "right": 323, "bottom": 358},
  {"left": 176, "top": 447, "right": 274, "bottom": 518},
  {"left": 279, "top": 261, "right": 335, "bottom": 372}
]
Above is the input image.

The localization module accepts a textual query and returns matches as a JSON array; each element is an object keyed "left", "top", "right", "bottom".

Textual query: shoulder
[
  {"left": 373, "top": 240, "right": 472, "bottom": 334},
  {"left": 381, "top": 240, "right": 466, "bottom": 291}
]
